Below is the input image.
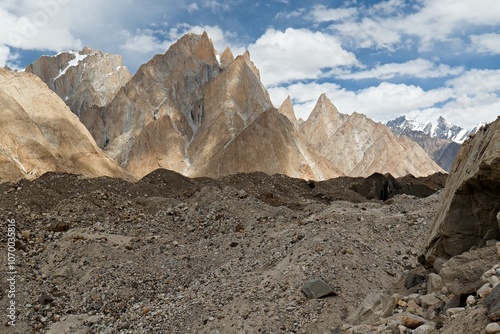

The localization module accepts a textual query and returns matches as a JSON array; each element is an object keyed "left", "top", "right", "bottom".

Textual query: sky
[{"left": 1, "top": 0, "right": 499, "bottom": 129}]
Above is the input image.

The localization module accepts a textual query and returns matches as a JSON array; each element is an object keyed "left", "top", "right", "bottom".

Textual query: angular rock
[
  {"left": 346, "top": 292, "right": 398, "bottom": 326},
  {"left": 439, "top": 246, "right": 498, "bottom": 294},
  {"left": 485, "top": 284, "right": 500, "bottom": 321},
  {"left": 417, "top": 293, "right": 442, "bottom": 309},
  {"left": 301, "top": 279, "right": 336, "bottom": 299},
  {"left": 405, "top": 273, "right": 426, "bottom": 289},
  {"left": 420, "top": 117, "right": 500, "bottom": 266},
  {"left": 427, "top": 273, "right": 445, "bottom": 293}
]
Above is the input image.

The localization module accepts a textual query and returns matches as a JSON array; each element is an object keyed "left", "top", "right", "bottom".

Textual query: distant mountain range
[
  {"left": 386, "top": 115, "right": 483, "bottom": 171},
  {"left": 1, "top": 32, "right": 445, "bottom": 183}
]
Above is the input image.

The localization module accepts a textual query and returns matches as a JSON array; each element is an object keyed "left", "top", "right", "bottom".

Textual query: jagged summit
[
  {"left": 278, "top": 95, "right": 297, "bottom": 124},
  {"left": 220, "top": 47, "right": 235, "bottom": 69},
  {"left": 26, "top": 47, "right": 131, "bottom": 118},
  {"left": 386, "top": 115, "right": 478, "bottom": 144}
]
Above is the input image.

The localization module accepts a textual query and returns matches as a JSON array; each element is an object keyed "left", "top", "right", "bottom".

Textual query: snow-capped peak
[
  {"left": 54, "top": 51, "right": 88, "bottom": 80},
  {"left": 386, "top": 115, "right": 480, "bottom": 143}
]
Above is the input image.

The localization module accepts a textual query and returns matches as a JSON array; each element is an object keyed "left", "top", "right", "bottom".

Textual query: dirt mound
[{"left": 0, "top": 171, "right": 447, "bottom": 333}]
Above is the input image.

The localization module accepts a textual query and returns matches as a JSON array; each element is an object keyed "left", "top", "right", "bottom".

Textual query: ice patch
[{"left": 54, "top": 51, "right": 88, "bottom": 80}]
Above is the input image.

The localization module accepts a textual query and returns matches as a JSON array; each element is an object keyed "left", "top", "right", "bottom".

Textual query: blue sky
[{"left": 1, "top": 0, "right": 499, "bottom": 128}]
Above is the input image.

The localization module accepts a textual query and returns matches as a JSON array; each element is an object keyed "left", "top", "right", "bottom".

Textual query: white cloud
[
  {"left": 275, "top": 8, "right": 305, "bottom": 20},
  {"left": 186, "top": 3, "right": 200, "bottom": 12},
  {"left": 248, "top": 28, "right": 359, "bottom": 86},
  {"left": 331, "top": 18, "right": 401, "bottom": 49},
  {"left": 308, "top": 5, "right": 357, "bottom": 23},
  {"left": 269, "top": 82, "right": 454, "bottom": 123},
  {"left": 470, "top": 33, "right": 500, "bottom": 54},
  {"left": 328, "top": 0, "right": 500, "bottom": 50},
  {"left": 340, "top": 59, "right": 464, "bottom": 80}
]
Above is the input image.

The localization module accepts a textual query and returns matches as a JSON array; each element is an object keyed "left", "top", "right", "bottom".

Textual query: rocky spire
[
  {"left": 220, "top": 47, "right": 235, "bottom": 69},
  {"left": 278, "top": 96, "right": 297, "bottom": 124}
]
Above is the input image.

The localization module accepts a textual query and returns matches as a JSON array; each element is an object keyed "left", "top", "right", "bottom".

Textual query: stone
[
  {"left": 485, "top": 284, "right": 500, "bottom": 321},
  {"left": 443, "top": 294, "right": 462, "bottom": 312},
  {"left": 486, "top": 322, "right": 500, "bottom": 334},
  {"left": 417, "top": 293, "right": 441, "bottom": 309},
  {"left": 413, "top": 323, "right": 436, "bottom": 334},
  {"left": 405, "top": 274, "right": 426, "bottom": 289},
  {"left": 426, "top": 273, "right": 444, "bottom": 293},
  {"left": 467, "top": 295, "right": 477, "bottom": 306},
  {"left": 420, "top": 117, "right": 500, "bottom": 266},
  {"left": 301, "top": 279, "right": 336, "bottom": 299},
  {"left": 237, "top": 190, "right": 248, "bottom": 199},
  {"left": 497, "top": 242, "right": 500, "bottom": 259},
  {"left": 39, "top": 294, "right": 54, "bottom": 305},
  {"left": 346, "top": 292, "right": 398, "bottom": 326},
  {"left": 479, "top": 283, "right": 494, "bottom": 298},
  {"left": 490, "top": 276, "right": 500, "bottom": 288},
  {"left": 446, "top": 307, "right": 465, "bottom": 317},
  {"left": 439, "top": 246, "right": 498, "bottom": 294},
  {"left": 401, "top": 314, "right": 426, "bottom": 329}
]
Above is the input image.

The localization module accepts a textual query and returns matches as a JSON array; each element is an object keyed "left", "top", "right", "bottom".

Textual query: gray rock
[
  {"left": 405, "top": 273, "right": 426, "bottom": 289},
  {"left": 440, "top": 246, "right": 498, "bottom": 294},
  {"left": 420, "top": 119, "right": 500, "bottom": 265},
  {"left": 416, "top": 293, "right": 441, "bottom": 309},
  {"left": 426, "top": 273, "right": 444, "bottom": 293},
  {"left": 301, "top": 279, "right": 336, "bottom": 299},
  {"left": 485, "top": 284, "right": 500, "bottom": 321}
]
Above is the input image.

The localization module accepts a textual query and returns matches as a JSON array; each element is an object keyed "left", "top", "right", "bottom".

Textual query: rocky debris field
[{"left": 1, "top": 170, "right": 493, "bottom": 334}]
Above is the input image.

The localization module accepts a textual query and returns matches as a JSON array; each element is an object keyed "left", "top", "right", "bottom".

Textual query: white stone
[
  {"left": 490, "top": 275, "right": 500, "bottom": 287},
  {"left": 478, "top": 283, "right": 493, "bottom": 298},
  {"left": 446, "top": 307, "right": 465, "bottom": 317},
  {"left": 466, "top": 295, "right": 476, "bottom": 306},
  {"left": 485, "top": 322, "right": 500, "bottom": 334}
]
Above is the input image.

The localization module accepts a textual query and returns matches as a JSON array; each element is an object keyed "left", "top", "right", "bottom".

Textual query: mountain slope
[
  {"left": 301, "top": 95, "right": 444, "bottom": 177},
  {"left": 25, "top": 48, "right": 131, "bottom": 118},
  {"left": 0, "top": 69, "right": 133, "bottom": 183}
]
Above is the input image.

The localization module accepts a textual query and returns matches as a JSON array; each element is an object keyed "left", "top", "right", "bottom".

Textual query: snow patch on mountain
[{"left": 386, "top": 115, "right": 482, "bottom": 143}]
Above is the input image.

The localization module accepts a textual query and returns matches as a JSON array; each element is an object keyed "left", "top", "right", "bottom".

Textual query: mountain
[
  {"left": 73, "top": 32, "right": 340, "bottom": 180},
  {"left": 300, "top": 94, "right": 444, "bottom": 177},
  {"left": 21, "top": 32, "right": 444, "bottom": 181},
  {"left": 0, "top": 68, "right": 133, "bottom": 183},
  {"left": 25, "top": 48, "right": 131, "bottom": 118},
  {"left": 386, "top": 115, "right": 482, "bottom": 171},
  {"left": 387, "top": 115, "right": 479, "bottom": 144}
]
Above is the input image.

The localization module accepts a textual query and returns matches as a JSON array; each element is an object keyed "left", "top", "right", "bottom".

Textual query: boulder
[
  {"left": 439, "top": 246, "right": 498, "bottom": 294},
  {"left": 420, "top": 117, "right": 500, "bottom": 267},
  {"left": 346, "top": 292, "right": 398, "bottom": 326},
  {"left": 485, "top": 284, "right": 500, "bottom": 321}
]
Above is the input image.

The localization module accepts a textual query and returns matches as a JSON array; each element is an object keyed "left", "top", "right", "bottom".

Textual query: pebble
[
  {"left": 478, "top": 283, "right": 493, "bottom": 298},
  {"left": 466, "top": 295, "right": 476, "bottom": 306}
]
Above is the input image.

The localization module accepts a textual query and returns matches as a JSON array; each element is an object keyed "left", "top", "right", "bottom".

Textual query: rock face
[
  {"left": 0, "top": 68, "right": 132, "bottom": 183},
  {"left": 25, "top": 48, "right": 131, "bottom": 118},
  {"left": 301, "top": 94, "right": 444, "bottom": 178},
  {"left": 420, "top": 117, "right": 500, "bottom": 266}
]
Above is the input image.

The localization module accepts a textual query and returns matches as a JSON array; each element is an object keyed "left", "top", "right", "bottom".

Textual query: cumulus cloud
[
  {"left": 248, "top": 28, "right": 359, "bottom": 86},
  {"left": 470, "top": 33, "right": 500, "bottom": 54},
  {"left": 339, "top": 59, "right": 464, "bottom": 80},
  {"left": 331, "top": 18, "right": 401, "bottom": 50}
]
